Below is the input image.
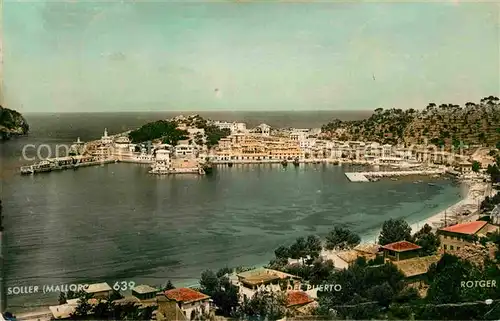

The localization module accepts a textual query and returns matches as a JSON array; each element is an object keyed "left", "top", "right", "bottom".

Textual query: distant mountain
[
  {"left": 321, "top": 96, "right": 500, "bottom": 149},
  {"left": 0, "top": 105, "right": 29, "bottom": 140}
]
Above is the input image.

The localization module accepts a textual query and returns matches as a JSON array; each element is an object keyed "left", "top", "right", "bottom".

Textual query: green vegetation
[
  {"left": 0, "top": 105, "right": 29, "bottom": 140},
  {"left": 378, "top": 218, "right": 412, "bottom": 245},
  {"left": 199, "top": 269, "right": 240, "bottom": 317},
  {"left": 412, "top": 224, "right": 441, "bottom": 256},
  {"left": 325, "top": 226, "right": 361, "bottom": 251},
  {"left": 481, "top": 192, "right": 500, "bottom": 212},
  {"left": 487, "top": 157, "right": 500, "bottom": 184},
  {"left": 204, "top": 125, "right": 231, "bottom": 149},
  {"left": 128, "top": 120, "right": 188, "bottom": 144},
  {"left": 321, "top": 96, "right": 500, "bottom": 147},
  {"left": 237, "top": 290, "right": 288, "bottom": 320},
  {"left": 472, "top": 161, "right": 482, "bottom": 172}
]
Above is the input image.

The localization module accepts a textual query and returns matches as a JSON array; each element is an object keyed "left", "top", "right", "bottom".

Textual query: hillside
[
  {"left": 0, "top": 105, "right": 29, "bottom": 140},
  {"left": 321, "top": 96, "right": 500, "bottom": 149}
]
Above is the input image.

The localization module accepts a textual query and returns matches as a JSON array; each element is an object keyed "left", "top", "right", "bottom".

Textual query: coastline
[
  {"left": 321, "top": 178, "right": 491, "bottom": 265},
  {"left": 410, "top": 179, "right": 491, "bottom": 233}
]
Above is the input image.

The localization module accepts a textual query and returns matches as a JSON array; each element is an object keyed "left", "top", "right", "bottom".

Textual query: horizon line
[{"left": 22, "top": 109, "right": 378, "bottom": 114}]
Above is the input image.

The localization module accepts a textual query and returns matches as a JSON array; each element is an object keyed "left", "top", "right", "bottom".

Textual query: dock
[
  {"left": 345, "top": 172, "right": 370, "bottom": 182},
  {"left": 345, "top": 169, "right": 445, "bottom": 182}
]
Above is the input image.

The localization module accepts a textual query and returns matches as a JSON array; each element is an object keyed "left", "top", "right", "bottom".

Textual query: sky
[{"left": 2, "top": 1, "right": 500, "bottom": 113}]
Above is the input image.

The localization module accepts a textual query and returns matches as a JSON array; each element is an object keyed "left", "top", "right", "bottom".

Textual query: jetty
[{"left": 344, "top": 169, "right": 445, "bottom": 182}]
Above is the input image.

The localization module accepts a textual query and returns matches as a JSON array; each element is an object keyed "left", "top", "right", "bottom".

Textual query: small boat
[
  {"left": 227, "top": 162, "right": 233, "bottom": 168},
  {"left": 293, "top": 158, "right": 300, "bottom": 167},
  {"left": 391, "top": 178, "right": 398, "bottom": 181},
  {"left": 281, "top": 160, "right": 288, "bottom": 167},
  {"left": 428, "top": 183, "right": 436, "bottom": 186}
]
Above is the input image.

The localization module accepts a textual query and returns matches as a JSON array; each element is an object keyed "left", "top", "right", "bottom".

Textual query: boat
[
  {"left": 391, "top": 178, "right": 398, "bottom": 181},
  {"left": 20, "top": 166, "right": 34, "bottom": 175},
  {"left": 33, "top": 160, "right": 53, "bottom": 173},
  {"left": 227, "top": 162, "right": 233, "bottom": 167},
  {"left": 281, "top": 160, "right": 288, "bottom": 167},
  {"left": 428, "top": 183, "right": 436, "bottom": 186},
  {"left": 293, "top": 158, "right": 300, "bottom": 167}
]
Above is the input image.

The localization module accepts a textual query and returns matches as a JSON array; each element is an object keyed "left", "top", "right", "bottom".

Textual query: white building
[
  {"left": 84, "top": 283, "right": 112, "bottom": 299},
  {"left": 101, "top": 128, "right": 113, "bottom": 145},
  {"left": 187, "top": 128, "right": 205, "bottom": 136},
  {"left": 214, "top": 121, "right": 232, "bottom": 131},
  {"left": 164, "top": 288, "right": 211, "bottom": 320},
  {"left": 114, "top": 136, "right": 131, "bottom": 150},
  {"left": 150, "top": 149, "right": 172, "bottom": 174},
  {"left": 175, "top": 143, "right": 196, "bottom": 158},
  {"left": 213, "top": 121, "right": 247, "bottom": 134},
  {"left": 256, "top": 123, "right": 271, "bottom": 136},
  {"left": 290, "top": 131, "right": 308, "bottom": 142},
  {"left": 299, "top": 138, "right": 317, "bottom": 151}
]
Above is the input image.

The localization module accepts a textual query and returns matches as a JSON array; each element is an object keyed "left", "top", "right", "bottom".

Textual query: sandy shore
[
  {"left": 320, "top": 178, "right": 493, "bottom": 266},
  {"left": 410, "top": 179, "right": 492, "bottom": 232}
]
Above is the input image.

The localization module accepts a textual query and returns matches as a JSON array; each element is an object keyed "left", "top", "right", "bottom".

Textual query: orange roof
[
  {"left": 381, "top": 241, "right": 421, "bottom": 252},
  {"left": 439, "top": 221, "right": 488, "bottom": 235},
  {"left": 164, "top": 288, "right": 209, "bottom": 304},
  {"left": 287, "top": 291, "right": 314, "bottom": 307}
]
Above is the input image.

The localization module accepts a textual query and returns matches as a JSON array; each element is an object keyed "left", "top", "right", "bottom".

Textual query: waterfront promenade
[{"left": 344, "top": 169, "right": 446, "bottom": 182}]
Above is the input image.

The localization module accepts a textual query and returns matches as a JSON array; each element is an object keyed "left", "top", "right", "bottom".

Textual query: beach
[
  {"left": 411, "top": 179, "right": 492, "bottom": 232},
  {"left": 321, "top": 178, "right": 493, "bottom": 266}
]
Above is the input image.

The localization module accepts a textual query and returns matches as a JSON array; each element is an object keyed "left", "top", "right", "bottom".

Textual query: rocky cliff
[{"left": 0, "top": 105, "right": 29, "bottom": 140}]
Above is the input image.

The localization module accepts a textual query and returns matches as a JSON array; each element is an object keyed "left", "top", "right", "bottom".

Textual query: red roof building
[
  {"left": 439, "top": 221, "right": 487, "bottom": 235},
  {"left": 381, "top": 241, "right": 421, "bottom": 261},
  {"left": 286, "top": 291, "right": 314, "bottom": 308},
  {"left": 164, "top": 288, "right": 210, "bottom": 304},
  {"left": 437, "top": 220, "right": 496, "bottom": 252}
]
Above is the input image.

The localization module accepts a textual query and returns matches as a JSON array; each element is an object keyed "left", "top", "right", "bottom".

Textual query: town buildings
[
  {"left": 164, "top": 288, "right": 212, "bottom": 320},
  {"left": 232, "top": 268, "right": 302, "bottom": 300},
  {"left": 84, "top": 283, "right": 113, "bottom": 299},
  {"left": 437, "top": 220, "right": 499, "bottom": 251},
  {"left": 381, "top": 241, "right": 421, "bottom": 261}
]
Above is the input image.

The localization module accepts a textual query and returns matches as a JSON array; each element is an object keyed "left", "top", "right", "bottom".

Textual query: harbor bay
[
  {"left": 1, "top": 113, "right": 464, "bottom": 312},
  {"left": 4, "top": 161, "right": 462, "bottom": 311}
]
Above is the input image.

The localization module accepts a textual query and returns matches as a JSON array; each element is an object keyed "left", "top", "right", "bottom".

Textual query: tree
[
  {"left": 199, "top": 269, "right": 239, "bottom": 317},
  {"left": 238, "top": 290, "right": 287, "bottom": 320},
  {"left": 412, "top": 224, "right": 440, "bottom": 255},
  {"left": 274, "top": 246, "right": 290, "bottom": 260},
  {"left": 289, "top": 237, "right": 308, "bottom": 260},
  {"left": 128, "top": 120, "right": 188, "bottom": 145},
  {"left": 306, "top": 235, "right": 322, "bottom": 258},
  {"left": 164, "top": 280, "right": 175, "bottom": 290},
  {"left": 199, "top": 270, "right": 219, "bottom": 295},
  {"left": 325, "top": 226, "right": 361, "bottom": 251},
  {"left": 472, "top": 161, "right": 482, "bottom": 173},
  {"left": 378, "top": 218, "right": 412, "bottom": 245},
  {"left": 58, "top": 292, "right": 67, "bottom": 305}
]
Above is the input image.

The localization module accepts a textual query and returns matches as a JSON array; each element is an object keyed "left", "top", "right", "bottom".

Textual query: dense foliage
[
  {"left": 0, "top": 105, "right": 29, "bottom": 140},
  {"left": 128, "top": 120, "right": 188, "bottom": 144},
  {"left": 378, "top": 218, "right": 413, "bottom": 245},
  {"left": 199, "top": 269, "right": 240, "bottom": 317},
  {"left": 324, "top": 226, "right": 361, "bottom": 251},
  {"left": 321, "top": 96, "right": 500, "bottom": 147},
  {"left": 412, "top": 224, "right": 441, "bottom": 256},
  {"left": 204, "top": 125, "right": 231, "bottom": 149}
]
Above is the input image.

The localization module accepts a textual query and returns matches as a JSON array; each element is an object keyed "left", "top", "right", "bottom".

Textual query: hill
[
  {"left": 0, "top": 105, "right": 29, "bottom": 140},
  {"left": 321, "top": 96, "right": 500, "bottom": 149}
]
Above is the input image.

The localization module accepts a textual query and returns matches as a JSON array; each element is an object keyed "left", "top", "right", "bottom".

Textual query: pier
[{"left": 344, "top": 169, "right": 445, "bottom": 182}]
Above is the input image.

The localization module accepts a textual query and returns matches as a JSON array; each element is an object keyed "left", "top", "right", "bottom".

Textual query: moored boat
[
  {"left": 293, "top": 158, "right": 300, "bottom": 166},
  {"left": 227, "top": 162, "right": 233, "bottom": 167},
  {"left": 281, "top": 159, "right": 288, "bottom": 167}
]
